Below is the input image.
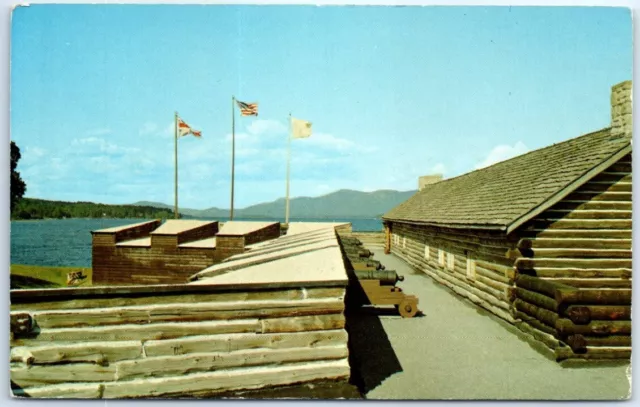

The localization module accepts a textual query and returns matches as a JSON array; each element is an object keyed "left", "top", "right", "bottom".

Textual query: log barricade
[
  {"left": 10, "top": 281, "right": 350, "bottom": 398},
  {"left": 513, "top": 274, "right": 631, "bottom": 361}
]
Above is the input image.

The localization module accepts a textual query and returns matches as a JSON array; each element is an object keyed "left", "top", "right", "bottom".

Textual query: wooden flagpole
[
  {"left": 230, "top": 96, "right": 236, "bottom": 221},
  {"left": 174, "top": 111, "right": 179, "bottom": 219},
  {"left": 285, "top": 113, "right": 292, "bottom": 225}
]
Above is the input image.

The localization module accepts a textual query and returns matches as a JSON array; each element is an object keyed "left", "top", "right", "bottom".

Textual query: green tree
[{"left": 10, "top": 141, "right": 26, "bottom": 215}]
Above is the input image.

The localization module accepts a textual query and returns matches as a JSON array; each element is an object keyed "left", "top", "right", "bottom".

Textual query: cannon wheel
[{"left": 396, "top": 299, "right": 418, "bottom": 318}]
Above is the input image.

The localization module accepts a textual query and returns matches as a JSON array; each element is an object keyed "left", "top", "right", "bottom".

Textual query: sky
[{"left": 10, "top": 5, "right": 632, "bottom": 210}]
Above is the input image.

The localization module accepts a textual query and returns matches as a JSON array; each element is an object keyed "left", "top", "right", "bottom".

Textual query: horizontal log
[
  {"left": 11, "top": 363, "right": 116, "bottom": 388},
  {"left": 12, "top": 382, "right": 102, "bottom": 398},
  {"left": 553, "top": 200, "right": 632, "bottom": 211},
  {"left": 102, "top": 359, "right": 351, "bottom": 398},
  {"left": 516, "top": 258, "right": 632, "bottom": 270},
  {"left": 475, "top": 260, "right": 513, "bottom": 279},
  {"left": 421, "top": 264, "right": 513, "bottom": 322},
  {"left": 513, "top": 311, "right": 556, "bottom": 336},
  {"left": 10, "top": 341, "right": 143, "bottom": 365},
  {"left": 523, "top": 229, "right": 631, "bottom": 239},
  {"left": 475, "top": 264, "right": 511, "bottom": 284},
  {"left": 578, "top": 335, "right": 632, "bottom": 347},
  {"left": 515, "top": 319, "right": 560, "bottom": 350},
  {"left": 26, "top": 298, "right": 344, "bottom": 329},
  {"left": 529, "top": 248, "right": 631, "bottom": 259},
  {"left": 529, "top": 267, "right": 631, "bottom": 279},
  {"left": 522, "top": 238, "right": 631, "bottom": 250},
  {"left": 514, "top": 299, "right": 559, "bottom": 327},
  {"left": 144, "top": 329, "right": 348, "bottom": 357},
  {"left": 542, "top": 209, "right": 632, "bottom": 220},
  {"left": 115, "top": 344, "right": 348, "bottom": 381},
  {"left": 542, "top": 277, "right": 631, "bottom": 289},
  {"left": 10, "top": 313, "right": 34, "bottom": 336},
  {"left": 564, "top": 305, "right": 631, "bottom": 322},
  {"left": 604, "top": 163, "right": 631, "bottom": 173},
  {"left": 564, "top": 191, "right": 631, "bottom": 202},
  {"left": 12, "top": 287, "right": 346, "bottom": 312},
  {"left": 533, "top": 219, "right": 632, "bottom": 230},
  {"left": 260, "top": 314, "right": 345, "bottom": 334},
  {"left": 514, "top": 287, "right": 558, "bottom": 312},
  {"left": 555, "top": 319, "right": 631, "bottom": 336},
  {"left": 11, "top": 319, "right": 261, "bottom": 346},
  {"left": 581, "top": 181, "right": 631, "bottom": 193},
  {"left": 515, "top": 274, "right": 573, "bottom": 298},
  {"left": 555, "top": 346, "right": 632, "bottom": 361},
  {"left": 554, "top": 288, "right": 632, "bottom": 306}
]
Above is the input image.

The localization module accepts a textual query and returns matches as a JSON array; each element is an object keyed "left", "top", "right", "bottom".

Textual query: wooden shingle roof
[{"left": 383, "top": 128, "right": 631, "bottom": 232}]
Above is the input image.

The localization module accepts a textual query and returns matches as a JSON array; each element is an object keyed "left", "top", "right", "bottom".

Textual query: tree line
[{"left": 12, "top": 198, "right": 178, "bottom": 220}]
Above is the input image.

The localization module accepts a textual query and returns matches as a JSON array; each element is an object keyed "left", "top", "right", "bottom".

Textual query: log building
[
  {"left": 92, "top": 219, "right": 281, "bottom": 285},
  {"left": 382, "top": 81, "right": 632, "bottom": 361},
  {"left": 10, "top": 223, "right": 354, "bottom": 398}
]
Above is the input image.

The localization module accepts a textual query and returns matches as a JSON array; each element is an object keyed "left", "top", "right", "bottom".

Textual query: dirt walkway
[{"left": 347, "top": 248, "right": 631, "bottom": 400}]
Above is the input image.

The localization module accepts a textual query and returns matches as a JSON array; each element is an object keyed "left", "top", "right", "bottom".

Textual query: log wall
[
  {"left": 10, "top": 284, "right": 350, "bottom": 398},
  {"left": 388, "top": 222, "right": 517, "bottom": 323},
  {"left": 511, "top": 153, "right": 632, "bottom": 361}
]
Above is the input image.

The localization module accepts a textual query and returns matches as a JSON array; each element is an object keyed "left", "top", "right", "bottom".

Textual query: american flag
[
  {"left": 177, "top": 117, "right": 202, "bottom": 138},
  {"left": 236, "top": 100, "right": 258, "bottom": 116}
]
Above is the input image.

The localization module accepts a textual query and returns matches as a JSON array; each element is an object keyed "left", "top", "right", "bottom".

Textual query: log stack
[{"left": 512, "top": 274, "right": 631, "bottom": 361}]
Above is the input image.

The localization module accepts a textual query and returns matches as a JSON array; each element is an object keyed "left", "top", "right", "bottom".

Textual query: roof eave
[
  {"left": 505, "top": 143, "right": 632, "bottom": 235},
  {"left": 381, "top": 217, "right": 507, "bottom": 231}
]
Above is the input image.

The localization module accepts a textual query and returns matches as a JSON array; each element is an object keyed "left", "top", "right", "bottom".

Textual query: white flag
[{"left": 291, "top": 117, "right": 312, "bottom": 139}]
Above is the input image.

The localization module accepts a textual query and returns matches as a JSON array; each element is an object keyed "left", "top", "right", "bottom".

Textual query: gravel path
[{"left": 348, "top": 248, "right": 631, "bottom": 400}]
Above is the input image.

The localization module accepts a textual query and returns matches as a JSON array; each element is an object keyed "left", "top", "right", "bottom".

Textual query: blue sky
[{"left": 10, "top": 5, "right": 632, "bottom": 209}]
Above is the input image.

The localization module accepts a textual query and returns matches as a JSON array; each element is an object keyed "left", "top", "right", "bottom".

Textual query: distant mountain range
[{"left": 133, "top": 189, "right": 417, "bottom": 219}]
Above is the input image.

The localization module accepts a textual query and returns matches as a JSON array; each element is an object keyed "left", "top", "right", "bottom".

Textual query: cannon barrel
[
  {"left": 344, "top": 248, "right": 372, "bottom": 258},
  {"left": 354, "top": 269, "right": 404, "bottom": 285},
  {"left": 351, "top": 260, "right": 385, "bottom": 271}
]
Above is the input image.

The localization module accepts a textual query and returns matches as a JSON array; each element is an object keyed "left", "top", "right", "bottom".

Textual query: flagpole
[
  {"left": 230, "top": 96, "right": 236, "bottom": 221},
  {"left": 174, "top": 111, "right": 179, "bottom": 219},
  {"left": 285, "top": 113, "right": 292, "bottom": 225}
]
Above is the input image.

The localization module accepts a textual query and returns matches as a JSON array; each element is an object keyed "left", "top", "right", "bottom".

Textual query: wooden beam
[
  {"left": 102, "top": 359, "right": 350, "bottom": 399},
  {"left": 11, "top": 363, "right": 116, "bottom": 388},
  {"left": 260, "top": 314, "right": 345, "bottom": 334},
  {"left": 12, "top": 383, "right": 103, "bottom": 399},
  {"left": 514, "top": 287, "right": 559, "bottom": 312},
  {"left": 554, "top": 288, "right": 632, "bottom": 306},
  {"left": 115, "top": 344, "right": 348, "bottom": 381},
  {"left": 514, "top": 299, "right": 559, "bottom": 328},
  {"left": 10, "top": 341, "right": 143, "bottom": 365},
  {"left": 555, "top": 318, "right": 631, "bottom": 336},
  {"left": 564, "top": 305, "right": 631, "bottom": 323}
]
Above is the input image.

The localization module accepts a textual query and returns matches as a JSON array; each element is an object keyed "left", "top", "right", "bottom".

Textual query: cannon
[
  {"left": 354, "top": 269, "right": 403, "bottom": 284},
  {"left": 339, "top": 236, "right": 419, "bottom": 318}
]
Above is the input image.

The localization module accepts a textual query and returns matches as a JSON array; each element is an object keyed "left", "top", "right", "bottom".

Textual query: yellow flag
[{"left": 291, "top": 117, "right": 312, "bottom": 139}]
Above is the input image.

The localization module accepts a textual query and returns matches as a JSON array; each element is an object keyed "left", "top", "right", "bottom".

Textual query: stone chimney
[
  {"left": 418, "top": 174, "right": 443, "bottom": 191},
  {"left": 611, "top": 80, "right": 632, "bottom": 138}
]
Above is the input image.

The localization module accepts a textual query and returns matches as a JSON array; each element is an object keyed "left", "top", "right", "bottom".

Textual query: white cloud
[
  {"left": 475, "top": 141, "right": 528, "bottom": 170},
  {"left": 246, "top": 119, "right": 287, "bottom": 136},
  {"left": 139, "top": 122, "right": 158, "bottom": 136}
]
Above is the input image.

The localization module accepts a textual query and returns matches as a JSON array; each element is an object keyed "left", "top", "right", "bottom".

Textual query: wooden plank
[
  {"left": 115, "top": 344, "right": 348, "bottom": 381},
  {"left": 553, "top": 200, "right": 632, "bottom": 211},
  {"left": 10, "top": 341, "right": 143, "bottom": 365},
  {"left": 102, "top": 359, "right": 350, "bottom": 398},
  {"left": 12, "top": 287, "right": 345, "bottom": 312},
  {"left": 11, "top": 320, "right": 261, "bottom": 346},
  {"left": 534, "top": 219, "right": 631, "bottom": 230},
  {"left": 581, "top": 181, "right": 631, "bottom": 193},
  {"left": 542, "top": 209, "right": 632, "bottom": 220},
  {"left": 564, "top": 305, "right": 631, "bottom": 322},
  {"left": 514, "top": 299, "right": 559, "bottom": 327},
  {"left": 556, "top": 346, "right": 632, "bottom": 361},
  {"left": 555, "top": 319, "right": 631, "bottom": 336},
  {"left": 514, "top": 287, "right": 559, "bottom": 312},
  {"left": 11, "top": 363, "right": 116, "bottom": 388},
  {"left": 260, "top": 314, "right": 345, "bottom": 334},
  {"left": 524, "top": 238, "right": 631, "bottom": 250},
  {"left": 143, "top": 329, "right": 348, "bottom": 357},
  {"left": 27, "top": 298, "right": 345, "bottom": 329},
  {"left": 542, "top": 277, "right": 631, "bottom": 289},
  {"left": 564, "top": 191, "right": 632, "bottom": 202},
  {"left": 515, "top": 320, "right": 560, "bottom": 350},
  {"left": 12, "top": 383, "right": 103, "bottom": 399},
  {"left": 554, "top": 288, "right": 632, "bottom": 306},
  {"left": 529, "top": 267, "right": 631, "bottom": 279},
  {"left": 523, "top": 229, "right": 631, "bottom": 239},
  {"left": 11, "top": 282, "right": 347, "bottom": 304},
  {"left": 530, "top": 248, "right": 631, "bottom": 259},
  {"left": 516, "top": 258, "right": 632, "bottom": 269}
]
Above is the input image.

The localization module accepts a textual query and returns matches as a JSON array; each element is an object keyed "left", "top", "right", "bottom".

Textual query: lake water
[{"left": 10, "top": 217, "right": 383, "bottom": 267}]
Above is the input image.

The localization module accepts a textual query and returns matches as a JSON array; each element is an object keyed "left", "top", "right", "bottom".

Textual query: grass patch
[{"left": 10, "top": 264, "right": 92, "bottom": 289}]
